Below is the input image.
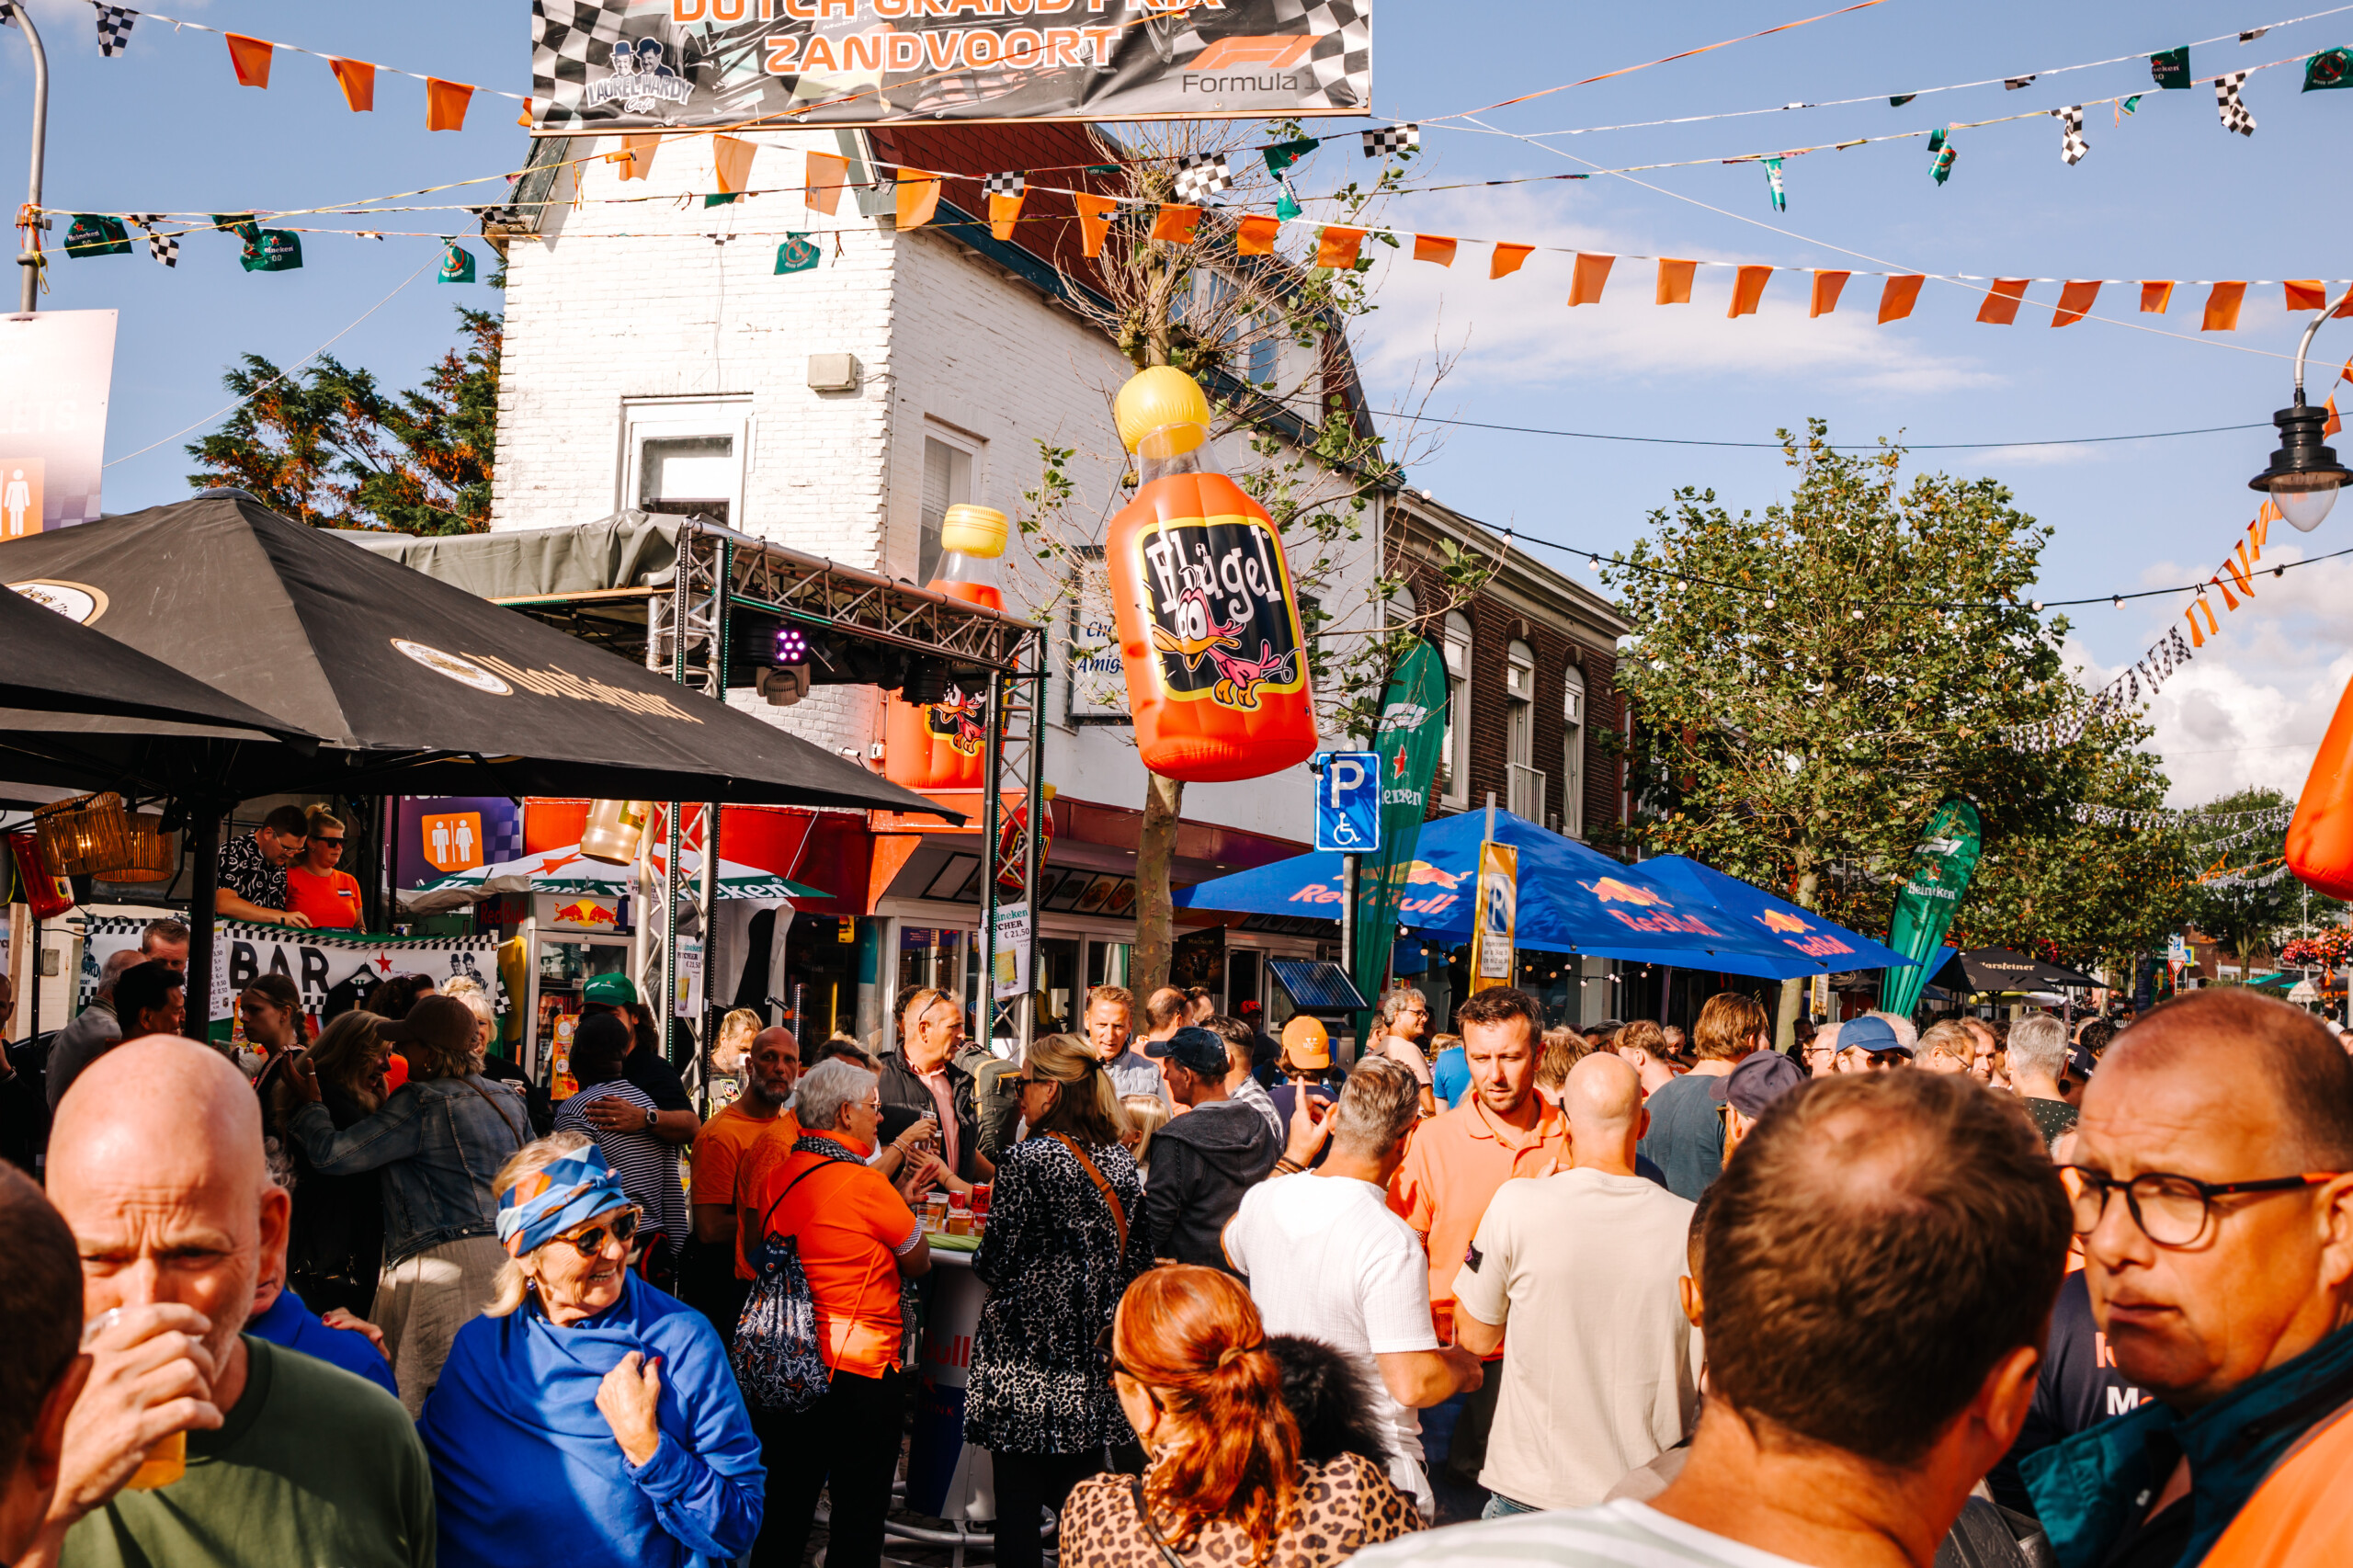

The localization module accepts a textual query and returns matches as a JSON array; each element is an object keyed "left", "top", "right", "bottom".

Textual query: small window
[
  {"left": 622, "top": 399, "right": 751, "bottom": 528},
  {"left": 918, "top": 434, "right": 976, "bottom": 584}
]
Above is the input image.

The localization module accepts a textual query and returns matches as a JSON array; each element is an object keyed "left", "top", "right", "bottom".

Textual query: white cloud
[{"left": 1353, "top": 188, "right": 1997, "bottom": 398}]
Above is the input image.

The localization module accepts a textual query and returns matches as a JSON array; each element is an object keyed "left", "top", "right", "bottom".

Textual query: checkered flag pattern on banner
[
  {"left": 125, "top": 214, "right": 176, "bottom": 267},
  {"left": 2057, "top": 106, "right": 2088, "bottom": 165},
  {"left": 1172, "top": 153, "right": 1230, "bottom": 203},
  {"left": 983, "top": 171, "right": 1026, "bottom": 198},
  {"left": 2004, "top": 74, "right": 2036, "bottom": 90},
  {"left": 94, "top": 5, "right": 136, "bottom": 57},
  {"left": 2216, "top": 71, "right": 2256, "bottom": 135},
  {"left": 1362, "top": 123, "right": 1420, "bottom": 157},
  {"left": 531, "top": 1, "right": 631, "bottom": 128}
]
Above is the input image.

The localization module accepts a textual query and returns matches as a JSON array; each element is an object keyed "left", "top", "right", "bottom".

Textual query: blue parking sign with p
[{"left": 1313, "top": 752, "right": 1383, "bottom": 854}]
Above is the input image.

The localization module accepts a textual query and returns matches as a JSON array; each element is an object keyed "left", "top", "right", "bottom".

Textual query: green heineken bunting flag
[
  {"left": 64, "top": 215, "right": 131, "bottom": 258},
  {"left": 240, "top": 230, "right": 302, "bottom": 273},
  {"left": 703, "top": 191, "right": 741, "bottom": 208},
  {"left": 1879, "top": 800, "right": 1984, "bottom": 1018},
  {"left": 1889, "top": 93, "right": 1916, "bottom": 107},
  {"left": 438, "top": 243, "right": 476, "bottom": 284},
  {"left": 2305, "top": 48, "right": 2353, "bottom": 91},
  {"left": 2150, "top": 47, "right": 2191, "bottom": 89},
  {"left": 1349, "top": 642, "right": 1449, "bottom": 1021},
  {"left": 775, "top": 233, "right": 820, "bottom": 274},
  {"left": 1261, "top": 137, "right": 1317, "bottom": 176},
  {"left": 211, "top": 212, "right": 261, "bottom": 244}
]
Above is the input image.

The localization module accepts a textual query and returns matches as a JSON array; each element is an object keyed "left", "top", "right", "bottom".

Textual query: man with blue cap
[{"left": 1834, "top": 1015, "right": 1913, "bottom": 1073}]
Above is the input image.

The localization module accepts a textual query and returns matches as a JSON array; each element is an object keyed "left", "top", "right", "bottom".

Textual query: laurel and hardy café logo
[{"left": 588, "top": 39, "right": 694, "bottom": 114}]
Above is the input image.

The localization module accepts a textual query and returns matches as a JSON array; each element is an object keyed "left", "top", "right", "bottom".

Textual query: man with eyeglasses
[{"left": 2023, "top": 989, "right": 2353, "bottom": 1568}]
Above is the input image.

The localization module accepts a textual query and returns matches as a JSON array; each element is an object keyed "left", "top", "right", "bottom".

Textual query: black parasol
[{"left": 1930, "top": 947, "right": 2102, "bottom": 994}]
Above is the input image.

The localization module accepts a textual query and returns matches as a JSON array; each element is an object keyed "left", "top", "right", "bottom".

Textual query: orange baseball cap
[{"left": 1280, "top": 1015, "right": 1331, "bottom": 1069}]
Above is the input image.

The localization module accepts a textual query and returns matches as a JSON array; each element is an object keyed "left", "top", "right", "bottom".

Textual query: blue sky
[{"left": 2, "top": 0, "right": 2345, "bottom": 803}]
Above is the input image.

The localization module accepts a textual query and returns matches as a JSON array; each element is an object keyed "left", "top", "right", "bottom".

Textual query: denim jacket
[{"left": 290, "top": 1074, "right": 529, "bottom": 1264}]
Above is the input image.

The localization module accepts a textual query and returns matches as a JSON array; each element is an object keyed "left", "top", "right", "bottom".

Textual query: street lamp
[
  {"left": 2249, "top": 310, "right": 2353, "bottom": 531},
  {"left": 2, "top": 1, "right": 48, "bottom": 317}
]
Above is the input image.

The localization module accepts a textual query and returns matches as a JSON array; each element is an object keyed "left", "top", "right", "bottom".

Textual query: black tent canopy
[{"left": 1931, "top": 947, "right": 2102, "bottom": 994}]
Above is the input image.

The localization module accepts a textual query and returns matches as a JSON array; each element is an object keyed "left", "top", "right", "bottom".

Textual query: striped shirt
[
  {"left": 1350, "top": 1500, "right": 1811, "bottom": 1568},
  {"left": 553, "top": 1081, "right": 687, "bottom": 1257}
]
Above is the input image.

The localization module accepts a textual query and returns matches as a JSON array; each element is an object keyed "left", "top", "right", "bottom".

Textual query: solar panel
[{"left": 1269, "top": 959, "right": 1369, "bottom": 1013}]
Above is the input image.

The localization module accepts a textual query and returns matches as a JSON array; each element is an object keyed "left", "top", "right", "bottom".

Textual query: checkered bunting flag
[
  {"left": 123, "top": 214, "right": 175, "bottom": 267},
  {"left": 1362, "top": 123, "right": 1420, "bottom": 157},
  {"left": 2057, "top": 106, "right": 2088, "bottom": 165},
  {"left": 1172, "top": 153, "right": 1230, "bottom": 203},
  {"left": 2216, "top": 71, "right": 2256, "bottom": 135},
  {"left": 2004, "top": 74, "right": 2036, "bottom": 90},
  {"left": 983, "top": 171, "right": 1025, "bottom": 198},
  {"left": 94, "top": 5, "right": 135, "bottom": 57}
]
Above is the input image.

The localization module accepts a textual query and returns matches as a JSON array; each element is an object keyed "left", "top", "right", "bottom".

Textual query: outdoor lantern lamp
[{"left": 2250, "top": 310, "right": 2353, "bottom": 531}]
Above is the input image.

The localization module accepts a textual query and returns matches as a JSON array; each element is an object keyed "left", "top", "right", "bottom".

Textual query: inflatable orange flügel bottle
[
  {"left": 1105, "top": 367, "right": 1318, "bottom": 783},
  {"left": 884, "top": 503, "right": 1006, "bottom": 792}
]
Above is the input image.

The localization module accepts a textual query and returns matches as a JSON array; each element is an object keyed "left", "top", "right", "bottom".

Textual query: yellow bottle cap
[
  {"left": 1115, "top": 366, "right": 1210, "bottom": 458},
  {"left": 940, "top": 504, "right": 1009, "bottom": 558}
]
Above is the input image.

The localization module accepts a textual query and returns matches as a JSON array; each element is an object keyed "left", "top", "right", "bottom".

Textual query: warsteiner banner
[{"left": 531, "top": 0, "right": 1370, "bottom": 131}]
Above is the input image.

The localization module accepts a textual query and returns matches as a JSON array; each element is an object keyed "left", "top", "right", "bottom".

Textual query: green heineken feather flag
[
  {"left": 64, "top": 215, "right": 131, "bottom": 258},
  {"left": 2151, "top": 47, "right": 2191, "bottom": 89},
  {"left": 2305, "top": 48, "right": 2353, "bottom": 91},
  {"left": 239, "top": 230, "right": 302, "bottom": 273},
  {"left": 1349, "top": 642, "right": 1449, "bottom": 1018},
  {"left": 1879, "top": 800, "right": 1984, "bottom": 1018}
]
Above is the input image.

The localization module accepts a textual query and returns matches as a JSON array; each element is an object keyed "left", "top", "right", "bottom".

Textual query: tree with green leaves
[
  {"left": 2178, "top": 785, "right": 2335, "bottom": 972},
  {"left": 187, "top": 305, "right": 499, "bottom": 535},
  {"left": 1605, "top": 423, "right": 2181, "bottom": 1040}
]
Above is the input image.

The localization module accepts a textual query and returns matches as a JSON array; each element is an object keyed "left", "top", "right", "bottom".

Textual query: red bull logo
[
  {"left": 1404, "top": 861, "right": 1465, "bottom": 889},
  {"left": 1759, "top": 909, "right": 1812, "bottom": 935},
  {"left": 553, "top": 900, "right": 619, "bottom": 926},
  {"left": 1584, "top": 877, "right": 1668, "bottom": 908},
  {"left": 1580, "top": 877, "right": 1722, "bottom": 936},
  {"left": 1752, "top": 909, "right": 1854, "bottom": 956}
]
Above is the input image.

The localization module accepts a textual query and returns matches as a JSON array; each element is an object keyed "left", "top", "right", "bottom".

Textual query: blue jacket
[
  {"left": 2023, "top": 1322, "right": 2353, "bottom": 1568},
  {"left": 290, "top": 1074, "right": 528, "bottom": 1264},
  {"left": 419, "top": 1273, "right": 765, "bottom": 1568},
  {"left": 246, "top": 1285, "right": 401, "bottom": 1400}
]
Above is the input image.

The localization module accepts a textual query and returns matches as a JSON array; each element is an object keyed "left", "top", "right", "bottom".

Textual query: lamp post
[
  {"left": 6, "top": 0, "right": 48, "bottom": 317},
  {"left": 2249, "top": 310, "right": 2353, "bottom": 531}
]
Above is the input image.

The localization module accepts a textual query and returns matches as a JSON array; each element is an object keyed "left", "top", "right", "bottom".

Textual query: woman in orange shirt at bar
[{"left": 286, "top": 805, "right": 365, "bottom": 930}]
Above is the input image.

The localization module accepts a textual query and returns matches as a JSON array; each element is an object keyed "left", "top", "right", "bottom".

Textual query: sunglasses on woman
[{"left": 556, "top": 1208, "right": 642, "bottom": 1257}]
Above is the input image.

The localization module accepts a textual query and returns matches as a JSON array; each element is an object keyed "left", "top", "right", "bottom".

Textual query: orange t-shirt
[
  {"left": 697, "top": 1102, "right": 796, "bottom": 1279},
  {"left": 1387, "top": 1096, "right": 1570, "bottom": 1346},
  {"left": 750, "top": 1139, "right": 917, "bottom": 1377},
  {"left": 2201, "top": 1403, "right": 2353, "bottom": 1568},
  {"left": 285, "top": 866, "right": 364, "bottom": 930}
]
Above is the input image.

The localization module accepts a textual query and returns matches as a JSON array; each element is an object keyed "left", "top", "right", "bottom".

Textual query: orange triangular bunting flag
[
  {"left": 517, "top": 98, "right": 535, "bottom": 129},
  {"left": 329, "top": 58, "right": 376, "bottom": 112},
  {"left": 2140, "top": 280, "right": 2176, "bottom": 313},
  {"left": 2287, "top": 279, "right": 2328, "bottom": 312},
  {"left": 1414, "top": 233, "right": 1457, "bottom": 267},
  {"left": 896, "top": 168, "right": 942, "bottom": 230},
  {"left": 2186, "top": 597, "right": 2217, "bottom": 645},
  {"left": 2052, "top": 279, "right": 2100, "bottom": 326},
  {"left": 1151, "top": 204, "right": 1201, "bottom": 244},
  {"left": 1490, "top": 243, "right": 1534, "bottom": 280},
  {"left": 2253, "top": 503, "right": 2277, "bottom": 550},
  {"left": 2328, "top": 394, "right": 2342, "bottom": 439},
  {"left": 712, "top": 135, "right": 755, "bottom": 195},
  {"left": 1568, "top": 253, "right": 1613, "bottom": 306},
  {"left": 426, "top": 79, "right": 473, "bottom": 132},
  {"left": 989, "top": 190, "right": 1025, "bottom": 243},
  {"left": 2334, "top": 287, "right": 2353, "bottom": 320},
  {"left": 1656, "top": 258, "right": 1696, "bottom": 304},
  {"left": 1237, "top": 214, "right": 1282, "bottom": 256},
  {"left": 1317, "top": 226, "right": 1366, "bottom": 269},
  {"left": 2202, "top": 281, "right": 2247, "bottom": 332},
  {"left": 1074, "top": 192, "right": 1117, "bottom": 257},
  {"left": 1809, "top": 270, "right": 1850, "bottom": 318},
  {"left": 225, "top": 33, "right": 273, "bottom": 89},
  {"left": 614, "top": 133, "right": 659, "bottom": 182},
  {"left": 1728, "top": 265, "right": 1771, "bottom": 318},
  {"left": 1878, "top": 274, "right": 1924, "bottom": 323},
  {"left": 803, "top": 151, "right": 847, "bottom": 213},
  {"left": 1976, "top": 278, "right": 2029, "bottom": 325}
]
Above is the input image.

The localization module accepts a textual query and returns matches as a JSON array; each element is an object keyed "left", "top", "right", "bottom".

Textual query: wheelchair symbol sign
[{"left": 1313, "top": 752, "right": 1383, "bottom": 854}]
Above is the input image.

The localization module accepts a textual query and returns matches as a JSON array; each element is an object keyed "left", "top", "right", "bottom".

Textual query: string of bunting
[
  {"left": 2073, "top": 802, "right": 2297, "bottom": 832},
  {"left": 2197, "top": 858, "right": 2296, "bottom": 890}
]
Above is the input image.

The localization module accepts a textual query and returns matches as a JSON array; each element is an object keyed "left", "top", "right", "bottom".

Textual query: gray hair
[
  {"left": 2008, "top": 1015, "right": 2068, "bottom": 1080},
  {"left": 1328, "top": 1056, "right": 1422, "bottom": 1158},
  {"left": 794, "top": 1058, "right": 876, "bottom": 1136},
  {"left": 1380, "top": 988, "right": 1428, "bottom": 1028}
]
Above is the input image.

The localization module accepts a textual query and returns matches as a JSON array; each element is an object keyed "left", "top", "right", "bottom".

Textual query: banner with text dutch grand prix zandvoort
[{"left": 531, "top": 0, "right": 1370, "bottom": 130}]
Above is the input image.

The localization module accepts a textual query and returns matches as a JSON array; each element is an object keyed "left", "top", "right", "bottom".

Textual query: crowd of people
[{"left": 6, "top": 952, "right": 2353, "bottom": 1568}]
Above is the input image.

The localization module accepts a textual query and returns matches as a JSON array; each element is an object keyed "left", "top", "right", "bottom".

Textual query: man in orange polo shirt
[
  {"left": 1388, "top": 986, "right": 1569, "bottom": 1504},
  {"left": 686, "top": 1025, "right": 800, "bottom": 1337}
]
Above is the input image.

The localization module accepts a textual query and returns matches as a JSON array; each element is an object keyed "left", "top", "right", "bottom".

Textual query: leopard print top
[{"left": 1059, "top": 1452, "right": 1422, "bottom": 1568}]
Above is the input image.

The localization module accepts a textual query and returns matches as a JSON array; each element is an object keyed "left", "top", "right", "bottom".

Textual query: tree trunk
[
  {"left": 1774, "top": 865, "right": 1823, "bottom": 1050},
  {"left": 1133, "top": 770, "right": 1184, "bottom": 998}
]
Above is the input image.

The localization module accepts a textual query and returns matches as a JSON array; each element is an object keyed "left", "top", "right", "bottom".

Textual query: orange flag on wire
[
  {"left": 2326, "top": 394, "right": 2341, "bottom": 439},
  {"left": 1976, "top": 278, "right": 2029, "bottom": 324},
  {"left": 426, "top": 79, "right": 473, "bottom": 132},
  {"left": 2186, "top": 597, "right": 2218, "bottom": 646},
  {"left": 896, "top": 168, "right": 942, "bottom": 229},
  {"left": 1151, "top": 204, "right": 1201, "bottom": 244},
  {"left": 803, "top": 150, "right": 847, "bottom": 213},
  {"left": 614, "top": 133, "right": 659, "bottom": 182},
  {"left": 1074, "top": 192, "right": 1117, "bottom": 257},
  {"left": 2202, "top": 281, "right": 2247, "bottom": 332},
  {"left": 1878, "top": 275, "right": 1924, "bottom": 323},
  {"left": 1490, "top": 243, "right": 1534, "bottom": 279},
  {"left": 1569, "top": 253, "right": 1613, "bottom": 306},
  {"left": 1237, "top": 214, "right": 1282, "bottom": 256},
  {"left": 713, "top": 136, "right": 756, "bottom": 195},
  {"left": 2286, "top": 279, "right": 2328, "bottom": 312},
  {"left": 329, "top": 58, "right": 376, "bottom": 112},
  {"left": 1809, "top": 270, "right": 1849, "bottom": 318},
  {"left": 1414, "top": 233, "right": 1457, "bottom": 266},
  {"left": 2140, "top": 280, "right": 2175, "bottom": 313},
  {"left": 1728, "top": 265, "right": 1771, "bottom": 317},
  {"left": 517, "top": 98, "right": 535, "bottom": 129},
  {"left": 2052, "top": 279, "right": 2101, "bottom": 326},
  {"left": 1656, "top": 258, "right": 1697, "bottom": 304},
  {"left": 2334, "top": 286, "right": 2353, "bottom": 320},
  {"left": 989, "top": 190, "right": 1025, "bottom": 242},
  {"left": 225, "top": 33, "right": 273, "bottom": 88},
  {"left": 1317, "top": 226, "right": 1366, "bottom": 269}
]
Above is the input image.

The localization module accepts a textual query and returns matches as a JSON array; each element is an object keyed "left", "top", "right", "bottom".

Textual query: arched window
[{"left": 1440, "top": 611, "right": 1472, "bottom": 807}]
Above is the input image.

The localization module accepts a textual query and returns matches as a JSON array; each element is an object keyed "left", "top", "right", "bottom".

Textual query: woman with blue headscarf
[{"left": 418, "top": 1132, "right": 765, "bottom": 1567}]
